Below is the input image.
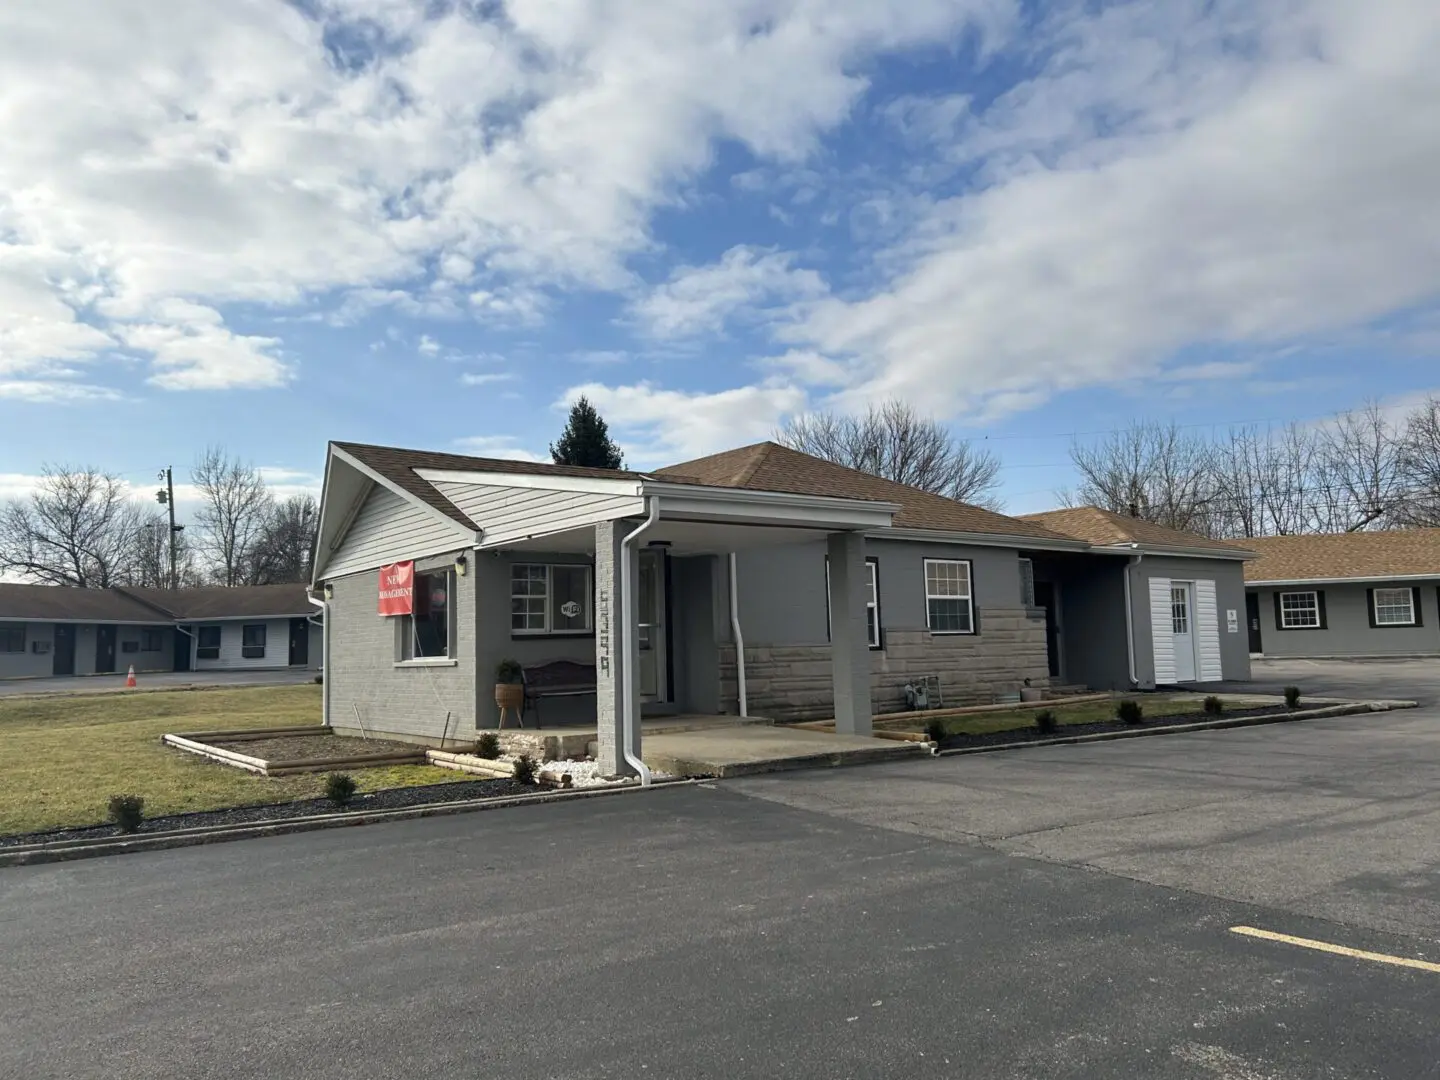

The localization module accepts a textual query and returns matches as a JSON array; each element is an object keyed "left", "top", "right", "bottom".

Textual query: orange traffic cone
[{"left": 125, "top": 665, "right": 137, "bottom": 689}]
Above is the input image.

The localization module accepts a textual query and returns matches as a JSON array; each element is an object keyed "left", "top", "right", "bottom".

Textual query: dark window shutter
[
  {"left": 1317, "top": 591, "right": 1328, "bottom": 629},
  {"left": 1366, "top": 588, "right": 1377, "bottom": 628},
  {"left": 1273, "top": 591, "right": 1284, "bottom": 631},
  {"left": 1413, "top": 587, "right": 1424, "bottom": 627},
  {"left": 971, "top": 603, "right": 981, "bottom": 635}
]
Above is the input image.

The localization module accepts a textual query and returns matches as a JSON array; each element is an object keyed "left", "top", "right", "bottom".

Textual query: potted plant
[{"left": 494, "top": 659, "right": 525, "bottom": 713}]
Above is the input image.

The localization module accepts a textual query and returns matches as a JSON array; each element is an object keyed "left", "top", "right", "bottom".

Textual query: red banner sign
[{"left": 378, "top": 561, "right": 415, "bottom": 616}]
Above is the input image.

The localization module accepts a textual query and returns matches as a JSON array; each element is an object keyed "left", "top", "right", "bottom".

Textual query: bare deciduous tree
[
  {"left": 776, "top": 400, "right": 1003, "bottom": 509},
  {"left": 1313, "top": 401, "right": 1407, "bottom": 532},
  {"left": 192, "top": 447, "right": 273, "bottom": 587},
  {"left": 1063, "top": 422, "right": 1218, "bottom": 534},
  {"left": 0, "top": 466, "right": 145, "bottom": 587},
  {"left": 247, "top": 494, "right": 319, "bottom": 585},
  {"left": 1398, "top": 395, "right": 1440, "bottom": 527}
]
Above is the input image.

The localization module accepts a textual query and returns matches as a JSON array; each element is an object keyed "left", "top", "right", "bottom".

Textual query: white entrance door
[
  {"left": 1170, "top": 583, "right": 1197, "bottom": 682},
  {"left": 638, "top": 549, "right": 668, "bottom": 703}
]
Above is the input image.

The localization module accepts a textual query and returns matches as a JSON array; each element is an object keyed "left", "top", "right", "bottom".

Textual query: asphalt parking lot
[
  {"left": 1, "top": 659, "right": 1437, "bottom": 1079},
  {"left": 0, "top": 667, "right": 317, "bottom": 696}
]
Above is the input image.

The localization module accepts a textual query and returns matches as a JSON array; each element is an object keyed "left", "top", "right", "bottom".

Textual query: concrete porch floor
[{"left": 493, "top": 714, "right": 926, "bottom": 777}]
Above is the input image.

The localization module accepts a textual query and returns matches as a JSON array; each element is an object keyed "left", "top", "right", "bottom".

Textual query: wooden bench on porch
[{"left": 522, "top": 660, "right": 597, "bottom": 726}]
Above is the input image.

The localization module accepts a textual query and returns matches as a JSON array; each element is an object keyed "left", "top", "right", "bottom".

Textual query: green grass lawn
[
  {"left": 0, "top": 684, "right": 465, "bottom": 837},
  {"left": 924, "top": 695, "right": 1207, "bottom": 739}
]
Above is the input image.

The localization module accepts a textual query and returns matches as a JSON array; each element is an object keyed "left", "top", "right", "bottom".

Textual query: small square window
[
  {"left": 1279, "top": 592, "right": 1320, "bottom": 629},
  {"left": 399, "top": 571, "right": 452, "bottom": 659},
  {"left": 141, "top": 629, "right": 165, "bottom": 652},
  {"left": 0, "top": 624, "right": 24, "bottom": 654}
]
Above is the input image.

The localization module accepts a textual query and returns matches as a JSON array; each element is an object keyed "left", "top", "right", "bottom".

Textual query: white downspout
[
  {"left": 308, "top": 594, "right": 330, "bottom": 728},
  {"left": 621, "top": 500, "right": 659, "bottom": 785},
  {"left": 728, "top": 552, "right": 748, "bottom": 717},
  {"left": 1122, "top": 548, "right": 1143, "bottom": 687}
]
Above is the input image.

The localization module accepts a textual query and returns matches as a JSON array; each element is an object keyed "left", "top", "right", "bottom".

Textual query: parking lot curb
[
  {"left": 0, "top": 780, "right": 699, "bottom": 869},
  {"left": 937, "top": 701, "right": 1415, "bottom": 758}
]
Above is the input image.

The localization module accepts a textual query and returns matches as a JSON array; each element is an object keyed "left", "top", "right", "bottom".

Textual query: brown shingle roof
[
  {"left": 1020, "top": 506, "right": 1252, "bottom": 556},
  {"left": 0, "top": 584, "right": 172, "bottom": 623},
  {"left": 117, "top": 584, "right": 316, "bottom": 620},
  {"left": 658, "top": 443, "right": 1078, "bottom": 542},
  {"left": 1242, "top": 530, "right": 1440, "bottom": 583}
]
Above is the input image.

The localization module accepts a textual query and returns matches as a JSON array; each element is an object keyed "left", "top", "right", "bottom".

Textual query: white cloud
[
  {"left": 0, "top": 381, "right": 123, "bottom": 403},
  {"left": 570, "top": 350, "right": 630, "bottom": 366},
  {"left": 629, "top": 246, "right": 827, "bottom": 340},
  {"left": 417, "top": 334, "right": 441, "bottom": 356},
  {"left": 452, "top": 435, "right": 547, "bottom": 463},
  {"left": 562, "top": 380, "right": 807, "bottom": 465},
  {"left": 783, "top": 0, "right": 1440, "bottom": 421},
  {"left": 459, "top": 372, "right": 515, "bottom": 387},
  {"left": 0, "top": 0, "right": 1007, "bottom": 397}
]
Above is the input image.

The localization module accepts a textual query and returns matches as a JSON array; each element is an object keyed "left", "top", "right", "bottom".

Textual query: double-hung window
[
  {"left": 141, "top": 629, "right": 165, "bottom": 652},
  {"left": 925, "top": 559, "right": 974, "bottom": 634},
  {"left": 511, "top": 564, "right": 593, "bottom": 635},
  {"left": 196, "top": 625, "right": 222, "bottom": 660},
  {"left": 400, "top": 570, "right": 453, "bottom": 659},
  {"left": 0, "top": 624, "right": 25, "bottom": 653},
  {"left": 1372, "top": 587, "right": 1417, "bottom": 626},
  {"left": 1278, "top": 591, "right": 1320, "bottom": 629},
  {"left": 241, "top": 624, "right": 267, "bottom": 659}
]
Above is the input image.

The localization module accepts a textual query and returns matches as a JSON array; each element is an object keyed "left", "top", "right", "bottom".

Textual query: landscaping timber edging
[{"left": 161, "top": 732, "right": 428, "bottom": 776}]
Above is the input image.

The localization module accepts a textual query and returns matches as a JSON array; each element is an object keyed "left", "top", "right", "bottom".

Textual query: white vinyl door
[
  {"left": 637, "top": 549, "right": 667, "bottom": 703},
  {"left": 1170, "top": 583, "right": 1197, "bottom": 683}
]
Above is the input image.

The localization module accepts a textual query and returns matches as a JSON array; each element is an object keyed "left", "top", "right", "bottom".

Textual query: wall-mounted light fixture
[
  {"left": 323, "top": 582, "right": 334, "bottom": 600},
  {"left": 454, "top": 554, "right": 468, "bottom": 577}
]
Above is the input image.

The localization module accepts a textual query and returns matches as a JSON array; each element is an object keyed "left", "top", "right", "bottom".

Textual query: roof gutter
[
  {"left": 1123, "top": 547, "right": 1143, "bottom": 688},
  {"left": 620, "top": 499, "right": 659, "bottom": 786},
  {"left": 870, "top": 527, "right": 1091, "bottom": 552},
  {"left": 1093, "top": 542, "right": 1253, "bottom": 561},
  {"left": 1247, "top": 573, "right": 1440, "bottom": 587}
]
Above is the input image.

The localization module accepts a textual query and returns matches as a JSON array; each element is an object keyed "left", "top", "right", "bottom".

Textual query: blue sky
[{"left": 2, "top": 0, "right": 1438, "bottom": 519}]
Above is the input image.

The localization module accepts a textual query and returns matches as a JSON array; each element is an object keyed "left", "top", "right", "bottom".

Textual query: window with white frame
[
  {"left": 1372, "top": 587, "right": 1416, "bottom": 626},
  {"left": 825, "top": 557, "right": 882, "bottom": 649},
  {"left": 1170, "top": 586, "right": 1190, "bottom": 633},
  {"left": 511, "top": 563, "right": 593, "bottom": 635},
  {"left": 925, "top": 559, "right": 974, "bottom": 634},
  {"left": 1279, "top": 591, "right": 1320, "bottom": 629}
]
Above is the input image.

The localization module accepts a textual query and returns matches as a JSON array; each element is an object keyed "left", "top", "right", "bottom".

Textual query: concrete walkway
[{"left": 644, "top": 724, "right": 927, "bottom": 777}]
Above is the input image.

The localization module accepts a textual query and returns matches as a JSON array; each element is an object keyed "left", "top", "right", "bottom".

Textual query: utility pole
[{"left": 156, "top": 467, "right": 183, "bottom": 590}]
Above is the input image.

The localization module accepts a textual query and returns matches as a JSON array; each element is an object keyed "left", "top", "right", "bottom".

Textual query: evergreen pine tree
[{"left": 550, "top": 396, "right": 625, "bottom": 469}]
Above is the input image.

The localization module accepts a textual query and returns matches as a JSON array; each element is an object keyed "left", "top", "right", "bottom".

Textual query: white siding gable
[
  {"left": 325, "top": 486, "right": 470, "bottom": 579},
  {"left": 436, "top": 481, "right": 644, "bottom": 548},
  {"left": 1149, "top": 576, "right": 1177, "bottom": 684},
  {"left": 1194, "top": 579, "right": 1223, "bottom": 681}
]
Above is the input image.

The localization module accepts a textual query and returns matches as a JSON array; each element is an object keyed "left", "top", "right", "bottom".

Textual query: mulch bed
[
  {"left": 212, "top": 734, "right": 423, "bottom": 761},
  {"left": 935, "top": 705, "right": 1295, "bottom": 750},
  {"left": 0, "top": 778, "right": 535, "bottom": 849}
]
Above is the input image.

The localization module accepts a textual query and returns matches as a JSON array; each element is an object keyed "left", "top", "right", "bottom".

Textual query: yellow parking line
[{"left": 1230, "top": 925, "right": 1440, "bottom": 974}]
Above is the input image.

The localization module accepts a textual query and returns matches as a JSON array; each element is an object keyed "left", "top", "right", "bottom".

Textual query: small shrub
[
  {"left": 1284, "top": 685, "right": 1302, "bottom": 709},
  {"left": 313, "top": 673, "right": 323, "bottom": 685},
  {"left": 1116, "top": 699, "right": 1144, "bottom": 725},
  {"left": 495, "top": 659, "right": 524, "bottom": 684},
  {"left": 512, "top": 753, "right": 537, "bottom": 785},
  {"left": 323, "top": 772, "right": 358, "bottom": 808},
  {"left": 924, "top": 717, "right": 948, "bottom": 743},
  {"left": 107, "top": 794, "right": 145, "bottom": 834},
  {"left": 1034, "top": 710, "right": 1058, "bottom": 734},
  {"left": 475, "top": 732, "right": 501, "bottom": 759},
  {"left": 1203, "top": 695, "right": 1224, "bottom": 715}
]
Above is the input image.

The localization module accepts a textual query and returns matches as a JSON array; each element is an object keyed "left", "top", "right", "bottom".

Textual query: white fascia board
[
  {"left": 645, "top": 482, "right": 898, "bottom": 531},
  {"left": 872, "top": 527, "right": 1091, "bottom": 552},
  {"left": 1248, "top": 573, "right": 1440, "bottom": 587},
  {"left": 1092, "top": 542, "right": 1253, "bottom": 561},
  {"left": 416, "top": 467, "right": 645, "bottom": 498}
]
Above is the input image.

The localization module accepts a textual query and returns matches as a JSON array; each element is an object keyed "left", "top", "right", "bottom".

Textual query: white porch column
[
  {"left": 594, "top": 520, "right": 636, "bottom": 776},
  {"left": 827, "top": 531, "right": 873, "bottom": 736}
]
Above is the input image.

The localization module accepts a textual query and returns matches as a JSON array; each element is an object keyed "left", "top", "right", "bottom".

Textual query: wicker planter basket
[{"left": 495, "top": 682, "right": 524, "bottom": 710}]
